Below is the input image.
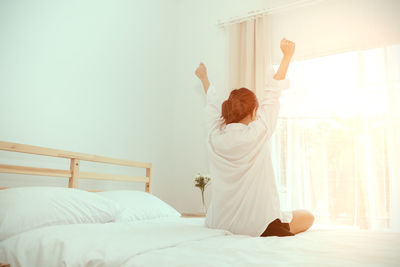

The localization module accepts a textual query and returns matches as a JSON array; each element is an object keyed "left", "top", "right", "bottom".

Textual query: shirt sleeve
[
  {"left": 205, "top": 84, "right": 224, "bottom": 133},
  {"left": 257, "top": 67, "right": 290, "bottom": 139}
]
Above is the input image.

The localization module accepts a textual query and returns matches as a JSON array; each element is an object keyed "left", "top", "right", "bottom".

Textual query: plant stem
[{"left": 201, "top": 188, "right": 205, "bottom": 212}]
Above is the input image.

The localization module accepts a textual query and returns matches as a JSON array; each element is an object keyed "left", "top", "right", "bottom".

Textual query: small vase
[{"left": 200, "top": 189, "right": 207, "bottom": 214}]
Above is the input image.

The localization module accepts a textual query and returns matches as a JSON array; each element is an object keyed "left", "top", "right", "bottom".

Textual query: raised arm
[
  {"left": 195, "top": 62, "right": 210, "bottom": 94},
  {"left": 195, "top": 62, "right": 223, "bottom": 132},
  {"left": 274, "top": 38, "right": 295, "bottom": 80},
  {"left": 257, "top": 38, "right": 295, "bottom": 139}
]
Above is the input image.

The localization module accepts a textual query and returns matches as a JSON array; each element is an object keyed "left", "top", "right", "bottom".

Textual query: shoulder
[{"left": 248, "top": 116, "right": 268, "bottom": 132}]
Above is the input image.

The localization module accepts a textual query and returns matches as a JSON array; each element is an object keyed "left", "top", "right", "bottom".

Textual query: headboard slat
[
  {"left": 0, "top": 141, "right": 151, "bottom": 168},
  {"left": 79, "top": 171, "right": 149, "bottom": 183},
  {"left": 0, "top": 141, "right": 153, "bottom": 192},
  {"left": 0, "top": 164, "right": 70, "bottom": 178}
]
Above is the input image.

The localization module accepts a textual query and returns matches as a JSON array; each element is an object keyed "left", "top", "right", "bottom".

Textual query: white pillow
[
  {"left": 0, "top": 187, "right": 119, "bottom": 240},
  {"left": 97, "top": 190, "right": 181, "bottom": 222}
]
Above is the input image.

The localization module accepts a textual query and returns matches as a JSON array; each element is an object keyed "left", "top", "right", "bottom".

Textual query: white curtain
[
  {"left": 227, "top": 15, "right": 270, "bottom": 98},
  {"left": 270, "top": 45, "right": 400, "bottom": 230},
  {"left": 386, "top": 45, "right": 400, "bottom": 231}
]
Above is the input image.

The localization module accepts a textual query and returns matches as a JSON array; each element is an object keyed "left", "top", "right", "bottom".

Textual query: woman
[{"left": 194, "top": 38, "right": 314, "bottom": 237}]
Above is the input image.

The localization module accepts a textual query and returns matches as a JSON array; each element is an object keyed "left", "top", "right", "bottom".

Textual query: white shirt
[{"left": 204, "top": 71, "right": 293, "bottom": 237}]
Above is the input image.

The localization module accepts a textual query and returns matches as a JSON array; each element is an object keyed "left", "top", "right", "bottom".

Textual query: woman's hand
[
  {"left": 274, "top": 38, "right": 295, "bottom": 80},
  {"left": 280, "top": 38, "right": 295, "bottom": 59},
  {"left": 195, "top": 62, "right": 210, "bottom": 93},
  {"left": 195, "top": 62, "right": 208, "bottom": 80}
]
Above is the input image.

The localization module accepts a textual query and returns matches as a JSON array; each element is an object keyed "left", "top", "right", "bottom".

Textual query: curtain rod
[{"left": 216, "top": 0, "right": 323, "bottom": 28}]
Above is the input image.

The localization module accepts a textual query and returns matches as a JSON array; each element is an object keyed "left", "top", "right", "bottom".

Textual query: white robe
[{"left": 204, "top": 70, "right": 293, "bottom": 237}]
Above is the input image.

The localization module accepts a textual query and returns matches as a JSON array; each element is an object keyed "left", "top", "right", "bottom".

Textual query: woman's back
[{"left": 205, "top": 109, "right": 291, "bottom": 236}]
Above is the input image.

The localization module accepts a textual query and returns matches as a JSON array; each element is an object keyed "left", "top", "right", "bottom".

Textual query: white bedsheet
[{"left": 0, "top": 218, "right": 399, "bottom": 267}]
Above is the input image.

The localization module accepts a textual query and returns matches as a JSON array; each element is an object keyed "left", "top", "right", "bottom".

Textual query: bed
[{"left": 0, "top": 141, "right": 399, "bottom": 267}]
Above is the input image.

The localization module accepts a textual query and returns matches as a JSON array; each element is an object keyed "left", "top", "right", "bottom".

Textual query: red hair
[{"left": 221, "top": 88, "right": 259, "bottom": 125}]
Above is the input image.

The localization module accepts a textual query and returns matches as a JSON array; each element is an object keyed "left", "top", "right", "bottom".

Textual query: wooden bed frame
[{"left": 0, "top": 141, "right": 152, "bottom": 193}]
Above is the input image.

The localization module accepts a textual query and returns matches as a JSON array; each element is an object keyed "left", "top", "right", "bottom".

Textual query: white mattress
[{"left": 0, "top": 217, "right": 399, "bottom": 267}]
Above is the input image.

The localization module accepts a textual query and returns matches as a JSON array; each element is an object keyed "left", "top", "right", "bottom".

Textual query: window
[{"left": 271, "top": 46, "right": 398, "bottom": 229}]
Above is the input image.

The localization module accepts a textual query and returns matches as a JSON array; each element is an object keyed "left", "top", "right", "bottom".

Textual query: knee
[
  {"left": 306, "top": 210, "right": 315, "bottom": 227},
  {"left": 299, "top": 209, "right": 315, "bottom": 227}
]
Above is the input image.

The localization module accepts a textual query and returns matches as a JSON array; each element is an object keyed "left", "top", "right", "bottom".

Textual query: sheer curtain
[
  {"left": 271, "top": 46, "right": 400, "bottom": 230},
  {"left": 386, "top": 45, "right": 400, "bottom": 231},
  {"left": 226, "top": 13, "right": 400, "bottom": 230}
]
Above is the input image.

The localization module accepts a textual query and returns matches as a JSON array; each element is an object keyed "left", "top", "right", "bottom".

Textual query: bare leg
[{"left": 289, "top": 209, "right": 315, "bottom": 234}]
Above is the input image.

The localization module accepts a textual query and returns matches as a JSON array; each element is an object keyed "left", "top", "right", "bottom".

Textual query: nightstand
[{"left": 181, "top": 213, "right": 206, "bottom": 218}]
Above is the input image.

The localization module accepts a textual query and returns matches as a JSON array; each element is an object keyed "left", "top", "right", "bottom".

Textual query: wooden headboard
[{"left": 0, "top": 141, "right": 152, "bottom": 193}]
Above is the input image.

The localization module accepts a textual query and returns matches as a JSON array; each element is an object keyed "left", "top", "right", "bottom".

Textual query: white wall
[{"left": 0, "top": 0, "right": 177, "bottom": 202}]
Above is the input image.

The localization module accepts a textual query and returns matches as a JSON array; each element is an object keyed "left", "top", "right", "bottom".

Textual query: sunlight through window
[{"left": 271, "top": 46, "right": 396, "bottom": 229}]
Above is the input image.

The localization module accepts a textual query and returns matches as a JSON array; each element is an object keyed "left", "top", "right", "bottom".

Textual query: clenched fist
[
  {"left": 280, "top": 38, "right": 295, "bottom": 58},
  {"left": 195, "top": 62, "right": 210, "bottom": 93},
  {"left": 195, "top": 62, "right": 208, "bottom": 81}
]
